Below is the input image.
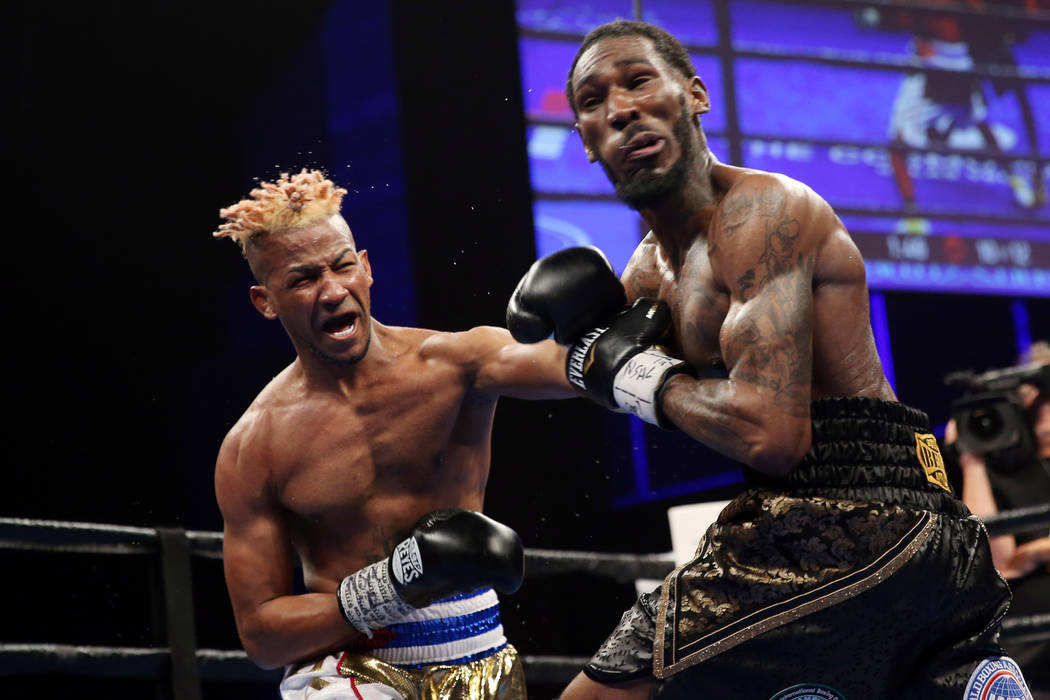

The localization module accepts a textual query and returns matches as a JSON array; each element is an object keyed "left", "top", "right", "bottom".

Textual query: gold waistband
[{"left": 334, "top": 644, "right": 527, "bottom": 700}]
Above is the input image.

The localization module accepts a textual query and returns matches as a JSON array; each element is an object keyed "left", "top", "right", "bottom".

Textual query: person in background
[{"left": 948, "top": 340, "right": 1050, "bottom": 698}]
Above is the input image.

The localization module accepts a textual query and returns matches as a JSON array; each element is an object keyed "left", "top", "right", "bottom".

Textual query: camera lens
[{"left": 967, "top": 406, "right": 1004, "bottom": 440}]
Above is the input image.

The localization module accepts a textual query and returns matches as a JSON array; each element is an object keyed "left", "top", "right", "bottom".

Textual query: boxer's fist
[
  {"left": 389, "top": 508, "right": 523, "bottom": 607},
  {"left": 507, "top": 246, "right": 627, "bottom": 344},
  {"left": 567, "top": 299, "right": 694, "bottom": 428},
  {"left": 337, "top": 509, "right": 523, "bottom": 637}
]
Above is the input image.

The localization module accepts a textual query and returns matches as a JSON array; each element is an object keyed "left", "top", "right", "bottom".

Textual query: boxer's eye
[{"left": 579, "top": 93, "right": 601, "bottom": 110}]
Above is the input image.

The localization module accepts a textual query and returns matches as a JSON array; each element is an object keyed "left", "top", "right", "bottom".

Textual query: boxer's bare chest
[
  {"left": 270, "top": 360, "right": 486, "bottom": 541},
  {"left": 648, "top": 241, "right": 730, "bottom": 370}
]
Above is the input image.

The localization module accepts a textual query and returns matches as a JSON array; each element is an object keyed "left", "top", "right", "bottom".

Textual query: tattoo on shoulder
[
  {"left": 720, "top": 188, "right": 786, "bottom": 240},
  {"left": 736, "top": 217, "right": 801, "bottom": 302},
  {"left": 626, "top": 266, "right": 661, "bottom": 300}
]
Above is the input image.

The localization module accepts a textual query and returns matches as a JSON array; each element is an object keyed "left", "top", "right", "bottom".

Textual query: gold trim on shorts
[
  {"left": 653, "top": 506, "right": 937, "bottom": 679},
  {"left": 336, "top": 644, "right": 527, "bottom": 700}
]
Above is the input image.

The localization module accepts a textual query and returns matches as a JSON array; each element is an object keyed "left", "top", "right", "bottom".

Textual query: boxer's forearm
[
  {"left": 659, "top": 373, "right": 811, "bottom": 475},
  {"left": 482, "top": 338, "right": 575, "bottom": 400},
  {"left": 238, "top": 592, "right": 361, "bottom": 670}
]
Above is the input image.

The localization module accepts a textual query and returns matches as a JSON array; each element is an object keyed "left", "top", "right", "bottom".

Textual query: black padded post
[{"left": 157, "top": 527, "right": 202, "bottom": 700}]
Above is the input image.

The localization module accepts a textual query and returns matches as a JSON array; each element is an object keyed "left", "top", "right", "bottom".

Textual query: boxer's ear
[
  {"left": 250, "top": 285, "right": 277, "bottom": 320},
  {"left": 577, "top": 125, "right": 598, "bottom": 163},
  {"left": 358, "top": 249, "right": 373, "bottom": 287},
  {"left": 687, "top": 77, "right": 710, "bottom": 118}
]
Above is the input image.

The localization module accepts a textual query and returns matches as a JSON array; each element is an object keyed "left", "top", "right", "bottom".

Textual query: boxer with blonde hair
[{"left": 214, "top": 169, "right": 572, "bottom": 699}]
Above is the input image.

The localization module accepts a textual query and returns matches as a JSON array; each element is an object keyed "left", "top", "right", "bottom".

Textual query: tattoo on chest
[
  {"left": 681, "top": 281, "right": 723, "bottom": 355},
  {"left": 363, "top": 528, "right": 403, "bottom": 565}
]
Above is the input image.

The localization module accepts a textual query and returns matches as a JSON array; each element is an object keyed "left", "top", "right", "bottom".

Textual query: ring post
[{"left": 157, "top": 527, "right": 202, "bottom": 700}]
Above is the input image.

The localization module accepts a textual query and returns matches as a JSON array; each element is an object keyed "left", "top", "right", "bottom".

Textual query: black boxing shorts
[{"left": 584, "top": 397, "right": 1023, "bottom": 699}]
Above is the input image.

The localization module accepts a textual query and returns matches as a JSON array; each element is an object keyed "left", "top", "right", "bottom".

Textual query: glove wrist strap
[
  {"left": 612, "top": 346, "right": 686, "bottom": 427},
  {"left": 337, "top": 560, "right": 416, "bottom": 638}
]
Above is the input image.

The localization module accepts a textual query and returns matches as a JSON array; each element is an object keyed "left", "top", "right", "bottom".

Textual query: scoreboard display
[{"left": 516, "top": 0, "right": 1050, "bottom": 295}]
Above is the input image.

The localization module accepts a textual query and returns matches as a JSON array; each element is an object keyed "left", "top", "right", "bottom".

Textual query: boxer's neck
[
  {"left": 638, "top": 149, "right": 719, "bottom": 272},
  {"left": 297, "top": 321, "right": 391, "bottom": 392}
]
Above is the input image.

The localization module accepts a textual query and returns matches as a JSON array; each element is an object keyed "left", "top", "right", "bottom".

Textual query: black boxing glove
[
  {"left": 336, "top": 509, "right": 523, "bottom": 637},
  {"left": 566, "top": 298, "right": 694, "bottom": 428},
  {"left": 507, "top": 246, "right": 627, "bottom": 344}
]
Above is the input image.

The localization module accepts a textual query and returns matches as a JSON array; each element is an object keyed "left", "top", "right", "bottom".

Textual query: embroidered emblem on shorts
[
  {"left": 964, "top": 656, "right": 1033, "bottom": 700},
  {"left": 914, "top": 432, "right": 950, "bottom": 492},
  {"left": 769, "top": 683, "right": 846, "bottom": 700},
  {"left": 391, "top": 537, "right": 423, "bottom": 585}
]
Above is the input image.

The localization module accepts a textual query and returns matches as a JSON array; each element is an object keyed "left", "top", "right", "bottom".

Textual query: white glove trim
[
  {"left": 337, "top": 560, "right": 416, "bottom": 638},
  {"left": 612, "top": 346, "right": 684, "bottom": 426}
]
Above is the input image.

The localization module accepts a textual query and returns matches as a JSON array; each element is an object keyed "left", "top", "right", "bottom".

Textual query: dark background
[{"left": 5, "top": 1, "right": 1049, "bottom": 697}]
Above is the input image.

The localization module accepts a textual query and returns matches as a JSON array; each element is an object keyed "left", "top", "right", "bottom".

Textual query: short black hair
[{"left": 565, "top": 19, "right": 697, "bottom": 115}]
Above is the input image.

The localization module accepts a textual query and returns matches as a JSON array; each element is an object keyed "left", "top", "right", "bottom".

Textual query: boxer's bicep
[
  {"left": 215, "top": 441, "right": 295, "bottom": 631},
  {"left": 720, "top": 267, "right": 815, "bottom": 419},
  {"left": 217, "top": 451, "right": 361, "bottom": 667},
  {"left": 713, "top": 189, "right": 817, "bottom": 421}
]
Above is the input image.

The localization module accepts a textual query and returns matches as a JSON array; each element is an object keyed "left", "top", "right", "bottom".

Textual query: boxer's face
[
  {"left": 249, "top": 215, "right": 374, "bottom": 366},
  {"left": 571, "top": 35, "right": 709, "bottom": 208}
]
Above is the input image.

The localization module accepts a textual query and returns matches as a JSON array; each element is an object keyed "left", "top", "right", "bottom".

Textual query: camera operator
[{"left": 945, "top": 341, "right": 1050, "bottom": 696}]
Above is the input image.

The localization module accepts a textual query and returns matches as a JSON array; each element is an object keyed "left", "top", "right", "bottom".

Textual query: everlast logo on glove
[
  {"left": 391, "top": 537, "right": 424, "bottom": 585},
  {"left": 567, "top": 327, "right": 607, "bottom": 391},
  {"left": 562, "top": 299, "right": 695, "bottom": 428}
]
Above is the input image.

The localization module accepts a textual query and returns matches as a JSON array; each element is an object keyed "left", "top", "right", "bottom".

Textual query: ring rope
[
  {"left": 4, "top": 613, "right": 1050, "bottom": 683},
  {"left": 1, "top": 507, "right": 1048, "bottom": 687},
  {"left": 4, "top": 611, "right": 1049, "bottom": 681},
  {"left": 3, "top": 502, "right": 1047, "bottom": 572}
]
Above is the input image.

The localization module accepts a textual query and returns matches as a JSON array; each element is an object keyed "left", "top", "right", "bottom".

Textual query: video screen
[
  {"left": 515, "top": 0, "right": 1050, "bottom": 506},
  {"left": 517, "top": 0, "right": 1050, "bottom": 294}
]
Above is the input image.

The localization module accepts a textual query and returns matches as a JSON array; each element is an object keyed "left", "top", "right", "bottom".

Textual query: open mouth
[
  {"left": 622, "top": 132, "right": 665, "bottom": 161},
  {"left": 620, "top": 132, "right": 666, "bottom": 176},
  {"left": 322, "top": 313, "right": 357, "bottom": 340}
]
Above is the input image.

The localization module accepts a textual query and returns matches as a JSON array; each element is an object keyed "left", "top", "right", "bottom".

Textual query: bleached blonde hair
[{"left": 214, "top": 169, "right": 348, "bottom": 252}]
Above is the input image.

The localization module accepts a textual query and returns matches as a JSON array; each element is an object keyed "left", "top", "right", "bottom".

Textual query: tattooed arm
[{"left": 659, "top": 175, "right": 819, "bottom": 476}]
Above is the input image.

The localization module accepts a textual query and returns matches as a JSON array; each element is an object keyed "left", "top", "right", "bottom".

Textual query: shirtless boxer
[
  {"left": 212, "top": 170, "right": 572, "bottom": 699},
  {"left": 508, "top": 20, "right": 1029, "bottom": 699}
]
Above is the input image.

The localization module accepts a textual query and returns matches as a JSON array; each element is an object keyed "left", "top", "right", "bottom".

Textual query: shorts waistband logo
[{"left": 914, "top": 432, "right": 950, "bottom": 492}]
